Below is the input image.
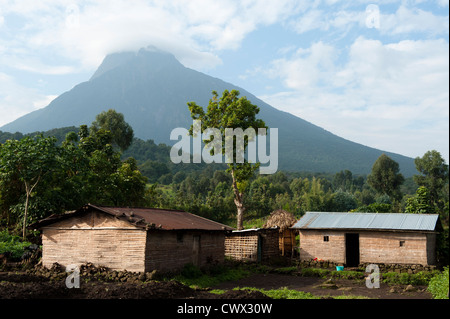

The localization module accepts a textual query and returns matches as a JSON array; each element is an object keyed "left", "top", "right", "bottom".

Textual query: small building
[
  {"left": 292, "top": 212, "right": 442, "bottom": 267},
  {"left": 31, "top": 204, "right": 233, "bottom": 272},
  {"left": 263, "top": 209, "right": 298, "bottom": 256},
  {"left": 224, "top": 228, "right": 279, "bottom": 262}
]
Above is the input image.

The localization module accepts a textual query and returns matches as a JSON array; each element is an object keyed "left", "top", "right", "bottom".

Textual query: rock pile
[{"left": 25, "top": 262, "right": 161, "bottom": 283}]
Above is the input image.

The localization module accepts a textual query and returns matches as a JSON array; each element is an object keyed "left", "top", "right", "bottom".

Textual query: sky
[{"left": 0, "top": 0, "right": 449, "bottom": 163}]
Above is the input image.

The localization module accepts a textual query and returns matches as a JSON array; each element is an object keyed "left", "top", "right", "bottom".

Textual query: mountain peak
[
  {"left": 90, "top": 46, "right": 182, "bottom": 81},
  {"left": 0, "top": 46, "right": 416, "bottom": 176}
]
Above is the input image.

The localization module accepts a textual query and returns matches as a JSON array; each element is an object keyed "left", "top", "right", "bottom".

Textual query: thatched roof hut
[
  {"left": 263, "top": 209, "right": 298, "bottom": 256},
  {"left": 263, "top": 209, "right": 297, "bottom": 232}
]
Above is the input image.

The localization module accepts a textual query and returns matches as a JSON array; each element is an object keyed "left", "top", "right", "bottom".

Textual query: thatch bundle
[{"left": 263, "top": 209, "right": 297, "bottom": 232}]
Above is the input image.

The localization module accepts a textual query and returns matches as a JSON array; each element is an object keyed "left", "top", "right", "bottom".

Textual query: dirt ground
[
  {"left": 0, "top": 270, "right": 432, "bottom": 299},
  {"left": 213, "top": 273, "right": 433, "bottom": 299},
  {"left": 0, "top": 271, "right": 270, "bottom": 299}
]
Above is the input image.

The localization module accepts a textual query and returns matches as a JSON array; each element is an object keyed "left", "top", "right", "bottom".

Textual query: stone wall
[{"left": 298, "top": 259, "right": 436, "bottom": 274}]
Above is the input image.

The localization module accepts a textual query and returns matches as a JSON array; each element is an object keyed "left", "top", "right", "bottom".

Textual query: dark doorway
[{"left": 345, "top": 233, "right": 360, "bottom": 267}]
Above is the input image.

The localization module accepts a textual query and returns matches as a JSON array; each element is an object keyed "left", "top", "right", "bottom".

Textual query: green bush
[
  {"left": 180, "top": 263, "right": 203, "bottom": 279},
  {"left": 300, "top": 268, "right": 330, "bottom": 278},
  {"left": 0, "top": 229, "right": 32, "bottom": 260},
  {"left": 427, "top": 267, "right": 449, "bottom": 299},
  {"left": 382, "top": 270, "right": 440, "bottom": 286}
]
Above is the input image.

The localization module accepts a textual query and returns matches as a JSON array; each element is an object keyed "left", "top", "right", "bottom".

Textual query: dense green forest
[{"left": 1, "top": 113, "right": 449, "bottom": 239}]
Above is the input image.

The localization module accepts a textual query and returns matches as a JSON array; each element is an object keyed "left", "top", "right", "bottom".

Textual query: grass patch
[
  {"left": 270, "top": 266, "right": 298, "bottom": 275},
  {"left": 235, "top": 287, "right": 370, "bottom": 299},
  {"left": 236, "top": 287, "right": 320, "bottom": 299},
  {"left": 209, "top": 289, "right": 226, "bottom": 295},
  {"left": 299, "top": 268, "right": 330, "bottom": 278},
  {"left": 171, "top": 262, "right": 253, "bottom": 289},
  {"left": 382, "top": 270, "right": 440, "bottom": 286}
]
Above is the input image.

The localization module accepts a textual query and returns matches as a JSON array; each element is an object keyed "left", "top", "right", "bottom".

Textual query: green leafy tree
[
  {"left": 367, "top": 154, "right": 404, "bottom": 201},
  {"left": 78, "top": 124, "right": 147, "bottom": 206},
  {"left": 405, "top": 186, "right": 436, "bottom": 214},
  {"left": 332, "top": 190, "right": 357, "bottom": 212},
  {"left": 0, "top": 135, "right": 59, "bottom": 238},
  {"left": 302, "top": 177, "right": 330, "bottom": 212},
  {"left": 413, "top": 150, "right": 449, "bottom": 209},
  {"left": 188, "top": 90, "right": 267, "bottom": 230},
  {"left": 333, "top": 170, "right": 353, "bottom": 192},
  {"left": 110, "top": 158, "right": 148, "bottom": 206},
  {"left": 90, "top": 109, "right": 134, "bottom": 151},
  {"left": 0, "top": 114, "right": 147, "bottom": 235}
]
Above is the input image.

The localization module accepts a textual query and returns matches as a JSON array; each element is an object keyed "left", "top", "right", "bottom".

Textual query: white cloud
[
  {"left": 266, "top": 42, "right": 337, "bottom": 90},
  {"left": 0, "top": 0, "right": 300, "bottom": 127},
  {"left": 259, "top": 37, "right": 449, "bottom": 161},
  {"left": 32, "top": 94, "right": 57, "bottom": 109},
  {"left": 287, "top": 2, "right": 449, "bottom": 37},
  {"left": 0, "top": 72, "right": 51, "bottom": 127},
  {"left": 380, "top": 5, "right": 449, "bottom": 35},
  {"left": 0, "top": 0, "right": 299, "bottom": 71},
  {"left": 1, "top": 0, "right": 448, "bottom": 162}
]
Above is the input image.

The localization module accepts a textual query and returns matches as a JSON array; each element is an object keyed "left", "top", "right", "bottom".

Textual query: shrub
[
  {"left": 427, "top": 267, "right": 449, "bottom": 299},
  {"left": 300, "top": 268, "right": 330, "bottom": 278},
  {"left": 382, "top": 270, "right": 440, "bottom": 286},
  {"left": 180, "top": 263, "right": 203, "bottom": 279},
  {"left": 0, "top": 229, "right": 32, "bottom": 260}
]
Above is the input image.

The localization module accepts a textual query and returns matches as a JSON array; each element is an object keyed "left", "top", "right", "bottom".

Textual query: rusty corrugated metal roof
[
  {"left": 292, "top": 212, "right": 440, "bottom": 232},
  {"left": 91, "top": 204, "right": 233, "bottom": 231},
  {"left": 31, "top": 204, "right": 234, "bottom": 231}
]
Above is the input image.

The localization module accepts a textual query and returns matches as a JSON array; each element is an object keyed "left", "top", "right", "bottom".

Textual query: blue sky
[{"left": 0, "top": 0, "right": 448, "bottom": 162}]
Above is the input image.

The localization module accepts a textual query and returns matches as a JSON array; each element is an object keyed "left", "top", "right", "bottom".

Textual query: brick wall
[
  {"left": 359, "top": 231, "right": 432, "bottom": 265},
  {"left": 145, "top": 231, "right": 225, "bottom": 271},
  {"left": 299, "top": 229, "right": 436, "bottom": 266},
  {"left": 299, "top": 230, "right": 345, "bottom": 263},
  {"left": 42, "top": 227, "right": 147, "bottom": 272},
  {"left": 41, "top": 211, "right": 227, "bottom": 273}
]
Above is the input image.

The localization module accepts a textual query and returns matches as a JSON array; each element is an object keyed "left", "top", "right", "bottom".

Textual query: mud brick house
[
  {"left": 224, "top": 228, "right": 279, "bottom": 262},
  {"left": 292, "top": 212, "right": 442, "bottom": 267},
  {"left": 31, "top": 204, "right": 233, "bottom": 272}
]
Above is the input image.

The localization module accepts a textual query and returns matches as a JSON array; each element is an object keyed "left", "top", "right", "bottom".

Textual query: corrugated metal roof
[
  {"left": 92, "top": 204, "right": 233, "bottom": 231},
  {"left": 292, "top": 212, "right": 439, "bottom": 232}
]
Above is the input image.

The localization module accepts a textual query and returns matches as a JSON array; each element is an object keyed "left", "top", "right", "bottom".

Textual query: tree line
[
  {"left": 0, "top": 110, "right": 147, "bottom": 239},
  {"left": 1, "top": 108, "right": 449, "bottom": 240}
]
